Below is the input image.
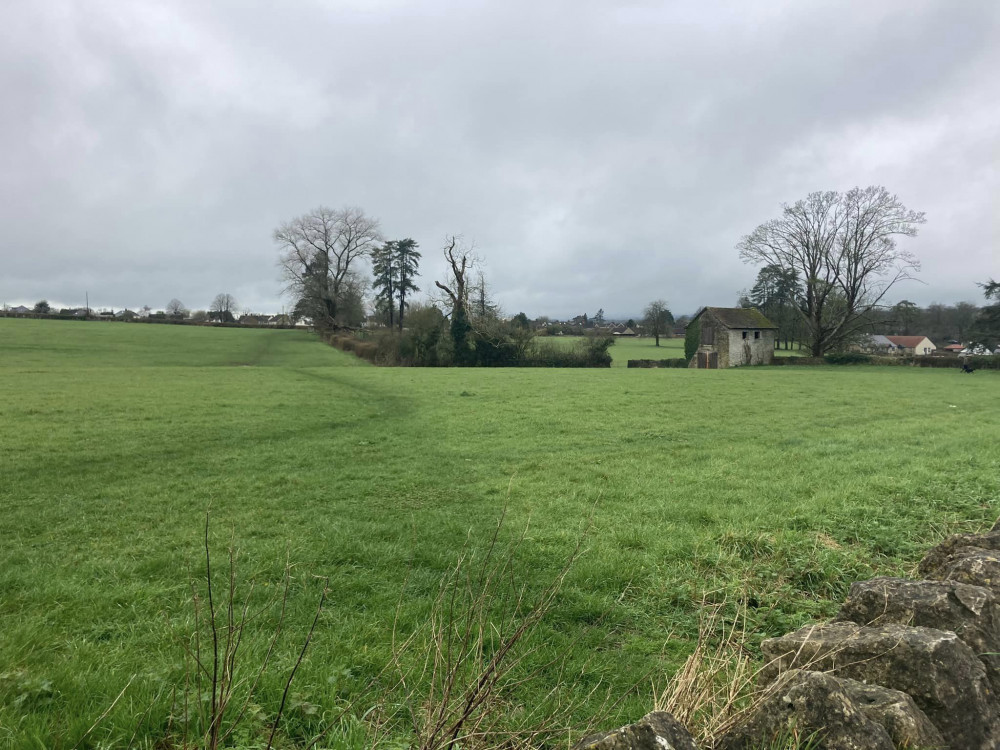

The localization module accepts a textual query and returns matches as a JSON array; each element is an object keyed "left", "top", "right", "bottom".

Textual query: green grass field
[{"left": 2, "top": 319, "right": 999, "bottom": 748}]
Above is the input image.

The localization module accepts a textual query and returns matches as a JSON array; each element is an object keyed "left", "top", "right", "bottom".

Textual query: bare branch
[
  {"left": 274, "top": 206, "right": 382, "bottom": 329},
  {"left": 738, "top": 186, "right": 924, "bottom": 355}
]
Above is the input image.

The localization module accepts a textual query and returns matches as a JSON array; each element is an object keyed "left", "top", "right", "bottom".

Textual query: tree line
[
  {"left": 738, "top": 185, "right": 999, "bottom": 353},
  {"left": 21, "top": 293, "right": 247, "bottom": 323},
  {"left": 741, "top": 265, "right": 998, "bottom": 352},
  {"left": 274, "top": 207, "right": 621, "bottom": 366}
]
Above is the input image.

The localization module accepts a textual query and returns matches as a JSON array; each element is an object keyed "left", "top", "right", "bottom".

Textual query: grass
[{"left": 2, "top": 319, "right": 999, "bottom": 748}]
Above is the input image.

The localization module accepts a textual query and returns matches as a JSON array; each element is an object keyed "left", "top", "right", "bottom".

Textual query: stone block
[
  {"left": 574, "top": 710, "right": 698, "bottom": 750},
  {"left": 715, "top": 669, "right": 942, "bottom": 750},
  {"left": 835, "top": 576, "right": 1000, "bottom": 693},
  {"left": 760, "top": 622, "right": 998, "bottom": 749},
  {"left": 919, "top": 529, "right": 1000, "bottom": 579}
]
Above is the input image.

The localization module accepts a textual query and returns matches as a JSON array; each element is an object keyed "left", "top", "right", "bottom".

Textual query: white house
[{"left": 885, "top": 336, "right": 936, "bottom": 355}]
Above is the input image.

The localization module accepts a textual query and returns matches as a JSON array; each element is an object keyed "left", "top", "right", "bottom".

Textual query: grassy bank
[{"left": 2, "top": 319, "right": 998, "bottom": 748}]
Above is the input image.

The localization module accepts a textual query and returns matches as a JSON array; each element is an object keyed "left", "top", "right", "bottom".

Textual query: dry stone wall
[{"left": 575, "top": 520, "right": 1000, "bottom": 750}]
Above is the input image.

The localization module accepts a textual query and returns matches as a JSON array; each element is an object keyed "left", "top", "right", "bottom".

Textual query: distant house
[
  {"left": 942, "top": 344, "right": 965, "bottom": 354},
  {"left": 9, "top": 305, "right": 30, "bottom": 314},
  {"left": 688, "top": 307, "right": 777, "bottom": 368},
  {"left": 59, "top": 308, "right": 88, "bottom": 317},
  {"left": 886, "top": 335, "right": 936, "bottom": 355},
  {"left": 115, "top": 309, "right": 138, "bottom": 321},
  {"left": 208, "top": 310, "right": 236, "bottom": 323},
  {"left": 614, "top": 327, "right": 637, "bottom": 337}
]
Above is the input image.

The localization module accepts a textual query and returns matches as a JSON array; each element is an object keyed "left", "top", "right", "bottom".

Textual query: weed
[
  {"left": 170, "top": 513, "right": 329, "bottom": 750},
  {"left": 375, "top": 506, "right": 620, "bottom": 749}
]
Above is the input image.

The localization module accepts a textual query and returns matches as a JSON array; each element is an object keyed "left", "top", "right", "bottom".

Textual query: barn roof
[{"left": 693, "top": 307, "right": 778, "bottom": 329}]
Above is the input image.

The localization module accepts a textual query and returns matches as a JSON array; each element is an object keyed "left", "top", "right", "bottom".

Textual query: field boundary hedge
[
  {"left": 771, "top": 353, "right": 1000, "bottom": 369},
  {"left": 324, "top": 331, "right": 615, "bottom": 367}
]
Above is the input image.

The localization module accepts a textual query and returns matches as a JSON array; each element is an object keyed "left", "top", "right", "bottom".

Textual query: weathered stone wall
[
  {"left": 575, "top": 520, "right": 1000, "bottom": 749},
  {"left": 724, "top": 329, "right": 775, "bottom": 366}
]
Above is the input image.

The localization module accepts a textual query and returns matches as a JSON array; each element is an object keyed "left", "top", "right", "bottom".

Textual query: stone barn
[{"left": 688, "top": 307, "right": 777, "bottom": 368}]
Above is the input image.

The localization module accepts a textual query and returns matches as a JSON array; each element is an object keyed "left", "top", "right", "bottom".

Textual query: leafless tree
[
  {"left": 470, "top": 271, "right": 499, "bottom": 321},
  {"left": 166, "top": 298, "right": 188, "bottom": 318},
  {"left": 275, "top": 206, "right": 382, "bottom": 329},
  {"left": 643, "top": 299, "right": 673, "bottom": 346},
  {"left": 433, "top": 237, "right": 475, "bottom": 317},
  {"left": 738, "top": 186, "right": 924, "bottom": 355},
  {"left": 434, "top": 237, "right": 480, "bottom": 363},
  {"left": 209, "top": 293, "right": 238, "bottom": 323}
]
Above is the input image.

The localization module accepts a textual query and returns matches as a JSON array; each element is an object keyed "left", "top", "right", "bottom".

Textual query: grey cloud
[{"left": 1, "top": 0, "right": 997, "bottom": 317}]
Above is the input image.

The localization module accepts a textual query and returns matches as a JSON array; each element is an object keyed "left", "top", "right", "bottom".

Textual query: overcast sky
[{"left": 1, "top": 0, "right": 997, "bottom": 319}]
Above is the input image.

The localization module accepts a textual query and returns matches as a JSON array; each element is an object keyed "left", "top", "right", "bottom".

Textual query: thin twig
[
  {"left": 71, "top": 674, "right": 136, "bottom": 750},
  {"left": 266, "top": 577, "right": 329, "bottom": 750}
]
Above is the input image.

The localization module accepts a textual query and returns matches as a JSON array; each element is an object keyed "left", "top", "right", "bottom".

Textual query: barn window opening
[
  {"left": 742, "top": 331, "right": 748, "bottom": 339},
  {"left": 754, "top": 331, "right": 760, "bottom": 339}
]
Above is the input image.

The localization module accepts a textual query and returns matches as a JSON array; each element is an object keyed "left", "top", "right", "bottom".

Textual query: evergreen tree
[
  {"left": 395, "top": 238, "right": 421, "bottom": 331},
  {"left": 893, "top": 300, "right": 919, "bottom": 335},
  {"left": 971, "top": 280, "right": 1000, "bottom": 348},
  {"left": 371, "top": 240, "right": 397, "bottom": 328},
  {"left": 749, "top": 264, "right": 803, "bottom": 349}
]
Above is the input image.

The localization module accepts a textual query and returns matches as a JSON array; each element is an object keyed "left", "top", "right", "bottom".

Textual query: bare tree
[
  {"left": 209, "top": 293, "right": 238, "bottom": 323},
  {"left": 274, "top": 206, "right": 382, "bottom": 330},
  {"left": 434, "top": 237, "right": 478, "bottom": 363},
  {"left": 166, "top": 299, "right": 188, "bottom": 318},
  {"left": 643, "top": 299, "right": 674, "bottom": 346},
  {"left": 738, "top": 186, "right": 924, "bottom": 356},
  {"left": 434, "top": 237, "right": 472, "bottom": 315}
]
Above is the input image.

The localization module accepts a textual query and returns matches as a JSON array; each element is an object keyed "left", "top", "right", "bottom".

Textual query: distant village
[{"left": 3, "top": 301, "right": 996, "bottom": 359}]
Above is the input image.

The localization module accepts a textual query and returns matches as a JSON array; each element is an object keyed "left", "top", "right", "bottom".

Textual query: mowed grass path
[{"left": 2, "top": 319, "right": 999, "bottom": 748}]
